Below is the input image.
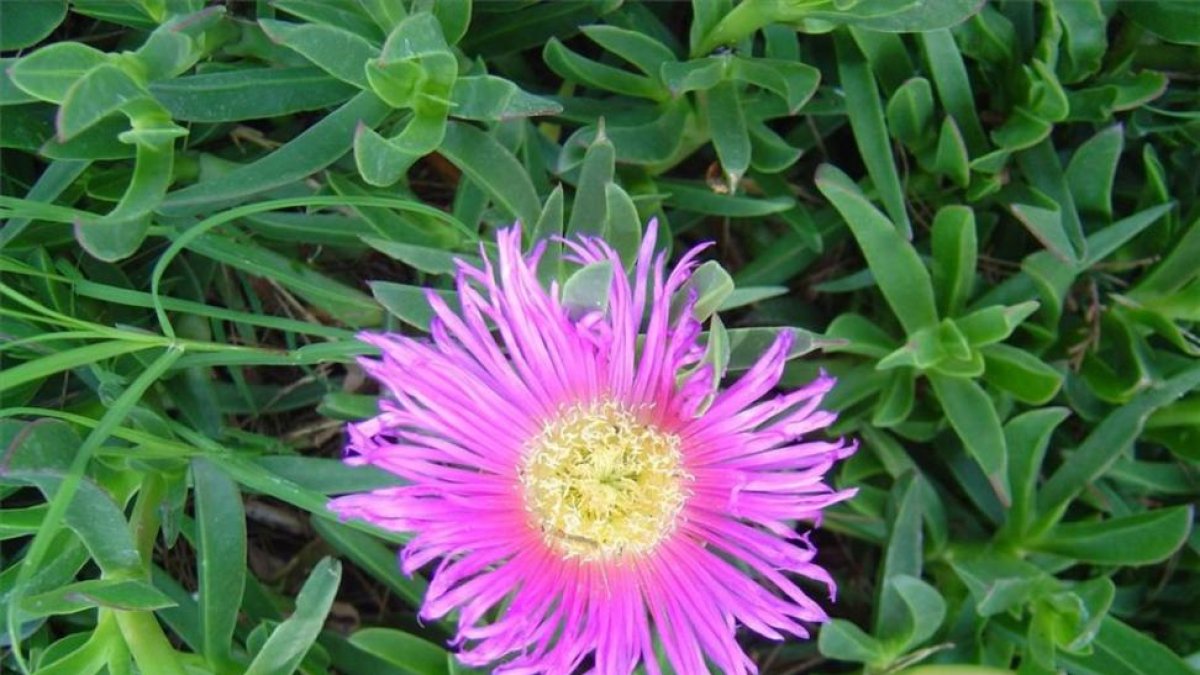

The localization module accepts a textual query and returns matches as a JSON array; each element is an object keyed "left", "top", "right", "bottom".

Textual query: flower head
[{"left": 330, "top": 224, "right": 855, "bottom": 674}]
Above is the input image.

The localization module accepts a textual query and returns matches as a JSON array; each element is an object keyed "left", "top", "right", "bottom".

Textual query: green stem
[
  {"left": 131, "top": 473, "right": 168, "bottom": 573},
  {"left": 114, "top": 610, "right": 188, "bottom": 675},
  {"left": 4, "top": 347, "right": 184, "bottom": 669}
]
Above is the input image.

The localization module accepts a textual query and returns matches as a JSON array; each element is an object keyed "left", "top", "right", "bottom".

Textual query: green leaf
[
  {"left": 835, "top": 31, "right": 911, "bottom": 238},
  {"left": 1064, "top": 578, "right": 1116, "bottom": 653},
  {"left": 259, "top": 19, "right": 378, "bottom": 89},
  {"left": 57, "top": 63, "right": 151, "bottom": 141},
  {"left": 362, "top": 238, "right": 478, "bottom": 275},
  {"left": 562, "top": 100, "right": 696, "bottom": 169},
  {"left": 1060, "top": 616, "right": 1195, "bottom": 675},
  {"left": 825, "top": 313, "right": 898, "bottom": 359},
  {"left": 731, "top": 57, "right": 820, "bottom": 113},
  {"left": 2, "top": 420, "right": 78, "bottom": 477},
  {"left": 928, "top": 372, "right": 1010, "bottom": 503},
  {"left": 1011, "top": 202, "right": 1077, "bottom": 265},
  {"left": 364, "top": 58, "right": 425, "bottom": 108},
  {"left": 370, "top": 282, "right": 453, "bottom": 331},
  {"left": 310, "top": 517, "right": 426, "bottom": 609},
  {"left": 20, "top": 579, "right": 175, "bottom": 618},
  {"left": 707, "top": 79, "right": 750, "bottom": 188},
  {"left": 1017, "top": 139, "right": 1085, "bottom": 257},
  {"left": 37, "top": 116, "right": 128, "bottom": 160},
  {"left": 1036, "top": 365, "right": 1200, "bottom": 530},
  {"left": 1135, "top": 216, "right": 1200, "bottom": 296},
  {"left": 982, "top": 343, "right": 1063, "bottom": 405},
  {"left": 448, "top": 76, "right": 562, "bottom": 120},
  {"left": 748, "top": 118, "right": 802, "bottom": 172},
  {"left": 534, "top": 185, "right": 566, "bottom": 284},
  {"left": 877, "top": 324, "right": 947, "bottom": 372},
  {"left": 0, "top": 0, "right": 67, "bottom": 51},
  {"left": 661, "top": 58, "right": 724, "bottom": 95},
  {"left": 581, "top": 25, "right": 677, "bottom": 76},
  {"left": 850, "top": 27, "right": 913, "bottom": 95},
  {"left": 0, "top": 472, "right": 143, "bottom": 576},
  {"left": 674, "top": 260, "right": 734, "bottom": 323},
  {"left": 885, "top": 77, "right": 934, "bottom": 150},
  {"left": 816, "top": 163, "right": 938, "bottom": 335},
  {"left": 1017, "top": 251, "right": 1075, "bottom": 324},
  {"left": 1056, "top": 0, "right": 1107, "bottom": 83},
  {"left": 935, "top": 319, "right": 972, "bottom": 361},
  {"left": 567, "top": 128, "right": 616, "bottom": 240},
  {"left": 659, "top": 179, "right": 795, "bottom": 217},
  {"left": 933, "top": 116, "right": 970, "bottom": 187},
  {"left": 544, "top": 38, "right": 667, "bottom": 101},
  {"left": 843, "top": 0, "right": 983, "bottom": 32},
  {"left": 274, "top": 0, "right": 382, "bottom": 41},
  {"left": 349, "top": 628, "right": 450, "bottom": 675},
  {"left": 956, "top": 301, "right": 1039, "bottom": 346},
  {"left": 1028, "top": 60, "right": 1070, "bottom": 123},
  {"left": 244, "top": 558, "right": 342, "bottom": 675},
  {"left": 873, "top": 369, "right": 915, "bottom": 427},
  {"left": 151, "top": 67, "right": 357, "bottom": 123},
  {"left": 694, "top": 314, "right": 730, "bottom": 400},
  {"left": 75, "top": 141, "right": 173, "bottom": 261},
  {"left": 160, "top": 92, "right": 391, "bottom": 216},
  {"left": 133, "top": 7, "right": 223, "bottom": 81},
  {"left": 1082, "top": 202, "right": 1175, "bottom": 268},
  {"left": 991, "top": 106, "right": 1052, "bottom": 151},
  {"left": 353, "top": 124, "right": 423, "bottom": 186},
  {"left": 951, "top": 555, "right": 1050, "bottom": 617},
  {"left": 0, "top": 58, "right": 37, "bottom": 105},
  {"left": 562, "top": 260, "right": 614, "bottom": 316},
  {"left": 326, "top": 175, "right": 460, "bottom": 250},
  {"left": 8, "top": 42, "right": 108, "bottom": 104},
  {"left": 1121, "top": 2, "right": 1200, "bottom": 45},
  {"left": 0, "top": 340, "right": 159, "bottom": 396},
  {"left": 462, "top": 1, "right": 608, "bottom": 57},
  {"left": 603, "top": 183, "right": 643, "bottom": 268},
  {"left": 256, "top": 457, "right": 400, "bottom": 495},
  {"left": 918, "top": 29, "right": 987, "bottom": 154},
  {"left": 1035, "top": 506, "right": 1193, "bottom": 566},
  {"left": 187, "top": 232, "right": 382, "bottom": 327},
  {"left": 428, "top": 0, "right": 470, "bottom": 44},
  {"left": 724, "top": 327, "right": 821, "bottom": 371},
  {"left": 211, "top": 455, "right": 404, "bottom": 546},
  {"left": 885, "top": 575, "right": 946, "bottom": 652},
  {"left": 193, "top": 458, "right": 247, "bottom": 670},
  {"left": 930, "top": 205, "right": 976, "bottom": 317},
  {"left": 875, "top": 474, "right": 923, "bottom": 637},
  {"left": 439, "top": 121, "right": 541, "bottom": 230},
  {"left": 818, "top": 619, "right": 885, "bottom": 665}
]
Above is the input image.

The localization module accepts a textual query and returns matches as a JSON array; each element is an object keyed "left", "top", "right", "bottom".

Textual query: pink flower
[{"left": 330, "top": 223, "right": 855, "bottom": 674}]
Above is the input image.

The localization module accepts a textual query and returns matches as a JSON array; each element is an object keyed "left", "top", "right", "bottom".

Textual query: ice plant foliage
[{"left": 330, "top": 224, "right": 856, "bottom": 674}]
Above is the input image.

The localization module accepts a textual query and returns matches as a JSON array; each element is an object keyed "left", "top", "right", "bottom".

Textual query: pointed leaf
[
  {"left": 244, "top": 558, "right": 342, "bottom": 675},
  {"left": 930, "top": 205, "right": 976, "bottom": 317},
  {"left": 816, "top": 163, "right": 938, "bottom": 334},
  {"left": 929, "top": 372, "right": 1009, "bottom": 503},
  {"left": 1035, "top": 506, "right": 1193, "bottom": 566}
]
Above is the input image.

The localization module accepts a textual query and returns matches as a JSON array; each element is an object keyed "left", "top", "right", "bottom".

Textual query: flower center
[{"left": 520, "top": 401, "right": 690, "bottom": 561}]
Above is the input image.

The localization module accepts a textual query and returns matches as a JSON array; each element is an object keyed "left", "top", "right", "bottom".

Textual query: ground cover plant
[{"left": 2, "top": 0, "right": 1199, "bottom": 673}]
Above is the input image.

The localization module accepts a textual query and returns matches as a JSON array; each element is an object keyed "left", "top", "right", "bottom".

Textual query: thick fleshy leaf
[
  {"left": 244, "top": 558, "right": 342, "bottom": 675},
  {"left": 1034, "top": 506, "right": 1193, "bottom": 566},
  {"left": 0, "top": 0, "right": 67, "bottom": 51},
  {"left": 816, "top": 163, "right": 938, "bottom": 335},
  {"left": 929, "top": 373, "right": 1010, "bottom": 503}
]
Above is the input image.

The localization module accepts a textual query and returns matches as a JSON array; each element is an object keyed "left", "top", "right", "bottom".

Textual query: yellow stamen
[{"left": 520, "top": 400, "right": 690, "bottom": 561}]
